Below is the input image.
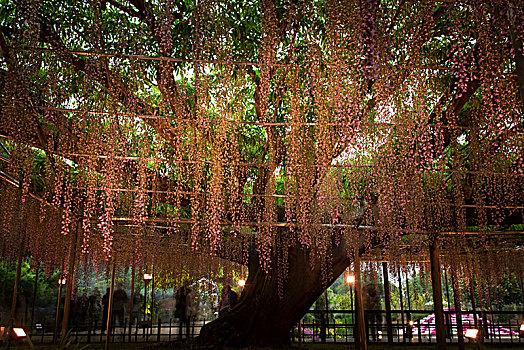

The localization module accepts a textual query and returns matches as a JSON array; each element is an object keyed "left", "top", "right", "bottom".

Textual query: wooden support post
[
  {"left": 298, "top": 319, "right": 302, "bottom": 347},
  {"left": 152, "top": 265, "right": 155, "bottom": 322},
  {"left": 128, "top": 261, "right": 136, "bottom": 342},
  {"left": 405, "top": 267, "right": 412, "bottom": 322},
  {"left": 350, "top": 284, "right": 355, "bottom": 341},
  {"left": 451, "top": 269, "right": 465, "bottom": 350},
  {"left": 323, "top": 289, "right": 328, "bottom": 342},
  {"left": 429, "top": 238, "right": 447, "bottom": 350},
  {"left": 469, "top": 275, "right": 478, "bottom": 328},
  {"left": 381, "top": 262, "right": 393, "bottom": 344},
  {"left": 9, "top": 250, "right": 23, "bottom": 330},
  {"left": 61, "top": 222, "right": 79, "bottom": 337},
  {"left": 53, "top": 272, "right": 64, "bottom": 343},
  {"left": 444, "top": 269, "right": 452, "bottom": 339},
  {"left": 9, "top": 188, "right": 25, "bottom": 334},
  {"left": 398, "top": 265, "right": 405, "bottom": 341},
  {"left": 105, "top": 259, "right": 116, "bottom": 350},
  {"left": 354, "top": 251, "right": 367, "bottom": 350},
  {"left": 444, "top": 269, "right": 451, "bottom": 309},
  {"left": 30, "top": 263, "right": 40, "bottom": 330},
  {"left": 518, "top": 275, "right": 524, "bottom": 319}
]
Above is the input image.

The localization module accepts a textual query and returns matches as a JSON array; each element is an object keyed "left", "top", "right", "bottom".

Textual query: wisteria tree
[{"left": 0, "top": 0, "right": 523, "bottom": 347}]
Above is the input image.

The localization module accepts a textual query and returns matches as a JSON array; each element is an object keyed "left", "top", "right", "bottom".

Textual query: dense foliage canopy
[{"left": 0, "top": 0, "right": 523, "bottom": 332}]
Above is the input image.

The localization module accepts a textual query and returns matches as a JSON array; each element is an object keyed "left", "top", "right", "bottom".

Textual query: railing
[
  {"left": 16, "top": 309, "right": 524, "bottom": 345},
  {"left": 294, "top": 310, "right": 524, "bottom": 344},
  {"left": 23, "top": 318, "right": 208, "bottom": 344}
]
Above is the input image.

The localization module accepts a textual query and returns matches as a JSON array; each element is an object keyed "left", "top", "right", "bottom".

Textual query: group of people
[
  {"left": 218, "top": 285, "right": 239, "bottom": 316},
  {"left": 69, "top": 287, "right": 128, "bottom": 334},
  {"left": 173, "top": 283, "right": 240, "bottom": 338},
  {"left": 68, "top": 283, "right": 240, "bottom": 337}
]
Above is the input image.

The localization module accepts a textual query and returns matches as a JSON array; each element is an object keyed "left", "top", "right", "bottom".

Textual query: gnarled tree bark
[{"left": 199, "top": 233, "right": 359, "bottom": 348}]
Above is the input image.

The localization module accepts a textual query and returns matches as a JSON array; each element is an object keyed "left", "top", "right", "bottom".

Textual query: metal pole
[
  {"left": 382, "top": 262, "right": 393, "bottom": 344},
  {"left": 105, "top": 259, "right": 116, "bottom": 350}
]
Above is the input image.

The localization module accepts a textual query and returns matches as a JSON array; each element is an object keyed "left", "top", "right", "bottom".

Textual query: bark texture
[{"left": 199, "top": 238, "right": 354, "bottom": 348}]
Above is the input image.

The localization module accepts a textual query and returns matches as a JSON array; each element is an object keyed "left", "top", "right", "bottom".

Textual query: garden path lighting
[
  {"left": 345, "top": 275, "right": 356, "bottom": 284},
  {"left": 53, "top": 277, "right": 66, "bottom": 343},
  {"left": 12, "top": 328, "right": 26, "bottom": 338},
  {"left": 345, "top": 273, "right": 356, "bottom": 328},
  {"left": 465, "top": 328, "right": 481, "bottom": 349},
  {"left": 237, "top": 279, "right": 246, "bottom": 288},
  {"left": 143, "top": 273, "right": 153, "bottom": 321},
  {"left": 465, "top": 328, "right": 479, "bottom": 339}
]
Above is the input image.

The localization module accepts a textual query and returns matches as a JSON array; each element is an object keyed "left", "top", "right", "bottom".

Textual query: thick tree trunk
[{"left": 199, "top": 238, "right": 353, "bottom": 348}]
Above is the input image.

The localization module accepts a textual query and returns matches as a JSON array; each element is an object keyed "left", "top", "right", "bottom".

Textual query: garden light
[
  {"left": 12, "top": 328, "right": 27, "bottom": 338},
  {"left": 345, "top": 275, "right": 356, "bottom": 284},
  {"left": 237, "top": 279, "right": 246, "bottom": 287},
  {"left": 143, "top": 273, "right": 153, "bottom": 281},
  {"left": 465, "top": 328, "right": 479, "bottom": 339}
]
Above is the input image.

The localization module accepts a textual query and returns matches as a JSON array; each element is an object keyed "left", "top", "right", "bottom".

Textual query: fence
[
  {"left": 25, "top": 317, "right": 208, "bottom": 344},
  {"left": 294, "top": 309, "right": 524, "bottom": 344},
  {"left": 20, "top": 309, "right": 524, "bottom": 345}
]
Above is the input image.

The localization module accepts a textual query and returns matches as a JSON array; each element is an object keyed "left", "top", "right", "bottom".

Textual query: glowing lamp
[
  {"left": 12, "top": 328, "right": 27, "bottom": 338},
  {"left": 345, "top": 275, "right": 356, "bottom": 284},
  {"left": 58, "top": 278, "right": 66, "bottom": 285},
  {"left": 465, "top": 328, "right": 478, "bottom": 339},
  {"left": 409, "top": 320, "right": 414, "bottom": 326},
  {"left": 143, "top": 273, "right": 153, "bottom": 281},
  {"left": 237, "top": 279, "right": 246, "bottom": 287},
  {"left": 521, "top": 324, "right": 524, "bottom": 331}
]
